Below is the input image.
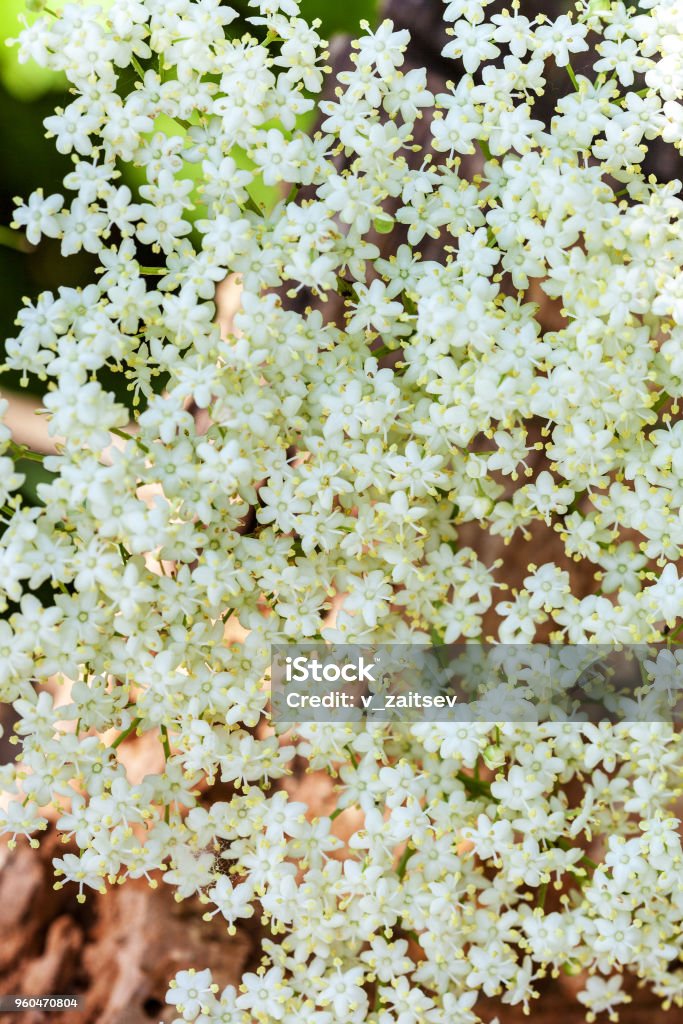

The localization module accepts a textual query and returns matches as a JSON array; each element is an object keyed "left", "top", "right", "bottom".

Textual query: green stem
[
  {"left": 566, "top": 61, "right": 579, "bottom": 90},
  {"left": 396, "top": 844, "right": 415, "bottom": 879},
  {"left": 160, "top": 726, "right": 172, "bottom": 822},
  {"left": 110, "top": 426, "right": 149, "bottom": 455},
  {"left": 131, "top": 54, "right": 146, "bottom": 79},
  {"left": 10, "top": 441, "right": 45, "bottom": 463},
  {"left": 139, "top": 266, "right": 167, "bottom": 276},
  {"left": 402, "top": 293, "right": 417, "bottom": 316},
  {"left": 372, "top": 988, "right": 381, "bottom": 1015},
  {"left": 651, "top": 391, "right": 672, "bottom": 414},
  {"left": 343, "top": 743, "right": 360, "bottom": 767},
  {"left": 0, "top": 225, "right": 31, "bottom": 253},
  {"left": 329, "top": 806, "right": 344, "bottom": 820},
  {"left": 110, "top": 426, "right": 132, "bottom": 445},
  {"left": 479, "top": 137, "right": 492, "bottom": 161},
  {"left": 457, "top": 770, "right": 491, "bottom": 797},
  {"left": 111, "top": 716, "right": 142, "bottom": 749}
]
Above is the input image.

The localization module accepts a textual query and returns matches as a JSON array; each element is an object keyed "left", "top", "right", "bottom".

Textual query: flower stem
[
  {"left": 567, "top": 61, "right": 579, "bottom": 90},
  {"left": 396, "top": 844, "right": 415, "bottom": 879},
  {"left": 111, "top": 716, "right": 142, "bottom": 749},
  {"left": 131, "top": 55, "right": 146, "bottom": 79},
  {"left": 110, "top": 426, "right": 149, "bottom": 455},
  {"left": 456, "top": 770, "right": 491, "bottom": 797},
  {"left": 9, "top": 441, "right": 45, "bottom": 463},
  {"left": 536, "top": 880, "right": 548, "bottom": 908},
  {"left": 0, "top": 225, "right": 32, "bottom": 253}
]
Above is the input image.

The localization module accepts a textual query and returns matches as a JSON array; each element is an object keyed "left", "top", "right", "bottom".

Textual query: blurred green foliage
[
  {"left": 0, "top": 0, "right": 62, "bottom": 101},
  {"left": 0, "top": 0, "right": 366, "bottom": 511},
  {"left": 0, "top": 0, "right": 377, "bottom": 549},
  {"left": 300, "top": 0, "right": 377, "bottom": 36},
  {"left": 0, "top": 0, "right": 378, "bottom": 382},
  {"left": 0, "top": 0, "right": 379, "bottom": 494},
  {"left": 0, "top": 0, "right": 377, "bottom": 495}
]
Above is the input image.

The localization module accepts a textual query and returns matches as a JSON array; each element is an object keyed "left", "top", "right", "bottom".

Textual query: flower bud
[
  {"left": 373, "top": 213, "right": 395, "bottom": 235},
  {"left": 482, "top": 744, "right": 505, "bottom": 770}
]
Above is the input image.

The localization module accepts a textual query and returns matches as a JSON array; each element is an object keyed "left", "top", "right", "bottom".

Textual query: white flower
[
  {"left": 3, "top": 3, "right": 683, "bottom": 1022},
  {"left": 442, "top": 20, "right": 500, "bottom": 73},
  {"left": 645, "top": 563, "right": 683, "bottom": 627},
  {"left": 354, "top": 20, "right": 410, "bottom": 78},
  {"left": 11, "top": 189, "right": 63, "bottom": 246},
  {"left": 236, "top": 967, "right": 293, "bottom": 1021},
  {"left": 534, "top": 15, "right": 588, "bottom": 67},
  {"left": 167, "top": 969, "right": 216, "bottom": 1022},
  {"left": 577, "top": 973, "right": 631, "bottom": 1017}
]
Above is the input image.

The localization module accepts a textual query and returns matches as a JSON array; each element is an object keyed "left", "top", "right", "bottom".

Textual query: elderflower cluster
[{"left": 1, "top": 0, "right": 683, "bottom": 1020}]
